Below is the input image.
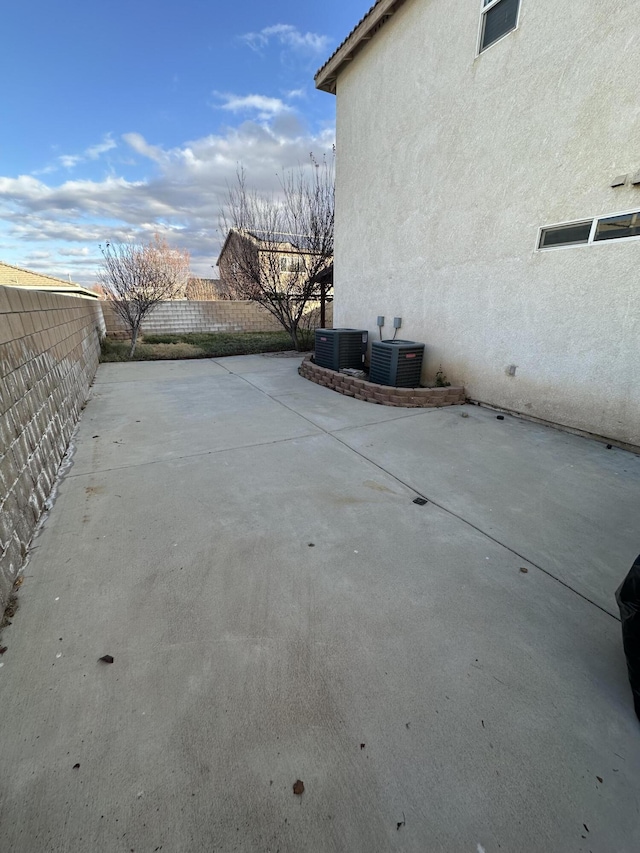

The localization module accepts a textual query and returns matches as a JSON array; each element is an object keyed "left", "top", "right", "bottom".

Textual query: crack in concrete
[{"left": 64, "top": 430, "right": 322, "bottom": 478}]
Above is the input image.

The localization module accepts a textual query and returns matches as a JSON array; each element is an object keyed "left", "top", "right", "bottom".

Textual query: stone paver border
[{"left": 298, "top": 355, "right": 465, "bottom": 408}]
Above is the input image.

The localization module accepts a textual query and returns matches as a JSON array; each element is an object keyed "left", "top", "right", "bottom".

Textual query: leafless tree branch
[
  {"left": 98, "top": 234, "right": 190, "bottom": 357},
  {"left": 219, "top": 153, "right": 334, "bottom": 350}
]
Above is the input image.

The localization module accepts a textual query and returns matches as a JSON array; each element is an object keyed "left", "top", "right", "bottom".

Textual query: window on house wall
[
  {"left": 280, "top": 255, "right": 305, "bottom": 272},
  {"left": 594, "top": 211, "right": 640, "bottom": 242},
  {"left": 539, "top": 221, "right": 593, "bottom": 249},
  {"left": 479, "top": 0, "right": 520, "bottom": 52},
  {"left": 539, "top": 209, "right": 640, "bottom": 249}
]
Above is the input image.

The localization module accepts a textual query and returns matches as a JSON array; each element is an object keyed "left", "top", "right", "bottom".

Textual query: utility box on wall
[
  {"left": 314, "top": 328, "right": 368, "bottom": 370},
  {"left": 369, "top": 340, "right": 425, "bottom": 387}
]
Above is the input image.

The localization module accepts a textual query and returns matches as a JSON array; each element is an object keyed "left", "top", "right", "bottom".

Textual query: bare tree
[
  {"left": 99, "top": 234, "right": 190, "bottom": 357},
  {"left": 219, "top": 153, "right": 334, "bottom": 350}
]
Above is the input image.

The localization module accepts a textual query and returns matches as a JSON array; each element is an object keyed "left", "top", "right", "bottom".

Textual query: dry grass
[
  {"left": 100, "top": 331, "right": 297, "bottom": 362},
  {"left": 140, "top": 342, "right": 205, "bottom": 359}
]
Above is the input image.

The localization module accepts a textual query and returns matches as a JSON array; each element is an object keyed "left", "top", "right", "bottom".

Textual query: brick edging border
[{"left": 298, "top": 356, "right": 465, "bottom": 408}]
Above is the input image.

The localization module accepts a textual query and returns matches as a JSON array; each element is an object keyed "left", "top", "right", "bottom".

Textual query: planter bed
[{"left": 298, "top": 355, "right": 465, "bottom": 408}]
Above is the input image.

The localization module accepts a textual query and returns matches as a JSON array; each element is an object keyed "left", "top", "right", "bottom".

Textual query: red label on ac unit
[
  {"left": 405, "top": 353, "right": 416, "bottom": 358},
  {"left": 320, "top": 337, "right": 327, "bottom": 341}
]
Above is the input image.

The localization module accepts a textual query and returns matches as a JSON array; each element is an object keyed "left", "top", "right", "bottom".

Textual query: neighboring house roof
[
  {"left": 88, "top": 284, "right": 107, "bottom": 299},
  {"left": 0, "top": 260, "right": 100, "bottom": 300},
  {"left": 216, "top": 228, "right": 248, "bottom": 266},
  {"left": 246, "top": 231, "right": 318, "bottom": 253},
  {"left": 217, "top": 228, "right": 321, "bottom": 266},
  {"left": 315, "top": 0, "right": 407, "bottom": 94}
]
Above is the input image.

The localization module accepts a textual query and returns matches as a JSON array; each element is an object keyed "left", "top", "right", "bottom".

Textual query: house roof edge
[{"left": 314, "top": 0, "right": 407, "bottom": 94}]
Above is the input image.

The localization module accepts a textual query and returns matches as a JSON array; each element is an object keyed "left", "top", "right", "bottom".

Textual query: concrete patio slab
[
  {"left": 240, "top": 371, "right": 424, "bottom": 432},
  {"left": 95, "top": 358, "right": 229, "bottom": 383},
  {"left": 214, "top": 353, "right": 307, "bottom": 375},
  {"left": 333, "top": 404, "right": 640, "bottom": 616},
  {"left": 72, "top": 364, "right": 322, "bottom": 476},
  {"left": 1, "top": 355, "right": 639, "bottom": 853}
]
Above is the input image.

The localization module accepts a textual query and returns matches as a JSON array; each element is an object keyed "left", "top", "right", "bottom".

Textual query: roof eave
[
  {"left": 2, "top": 282, "right": 100, "bottom": 300},
  {"left": 315, "top": 0, "right": 406, "bottom": 94}
]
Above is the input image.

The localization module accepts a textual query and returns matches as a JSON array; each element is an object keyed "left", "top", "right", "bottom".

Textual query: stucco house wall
[{"left": 323, "top": 0, "right": 640, "bottom": 447}]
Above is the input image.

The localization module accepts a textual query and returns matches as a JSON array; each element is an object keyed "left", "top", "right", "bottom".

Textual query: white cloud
[
  {"left": 0, "top": 118, "right": 335, "bottom": 285},
  {"left": 58, "top": 246, "right": 91, "bottom": 257},
  {"left": 122, "top": 132, "right": 167, "bottom": 163},
  {"left": 32, "top": 164, "right": 59, "bottom": 176},
  {"left": 59, "top": 154, "right": 82, "bottom": 169},
  {"left": 242, "top": 24, "right": 331, "bottom": 55},
  {"left": 85, "top": 137, "right": 117, "bottom": 160},
  {"left": 214, "top": 92, "right": 292, "bottom": 121},
  {"left": 57, "top": 134, "right": 117, "bottom": 171}
]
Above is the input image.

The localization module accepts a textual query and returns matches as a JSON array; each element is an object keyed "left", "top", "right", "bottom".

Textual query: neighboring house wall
[
  {"left": 0, "top": 286, "right": 103, "bottom": 610},
  {"left": 327, "top": 0, "right": 640, "bottom": 446},
  {"left": 217, "top": 230, "right": 259, "bottom": 296},
  {"left": 218, "top": 229, "right": 332, "bottom": 295}
]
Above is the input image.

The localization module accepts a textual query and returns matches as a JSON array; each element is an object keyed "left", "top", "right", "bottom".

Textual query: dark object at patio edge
[{"left": 615, "top": 553, "right": 640, "bottom": 721}]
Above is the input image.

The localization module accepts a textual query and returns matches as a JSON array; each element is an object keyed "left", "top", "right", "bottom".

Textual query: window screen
[
  {"left": 481, "top": 0, "right": 520, "bottom": 51},
  {"left": 594, "top": 211, "right": 640, "bottom": 242},
  {"left": 539, "top": 221, "right": 592, "bottom": 249}
]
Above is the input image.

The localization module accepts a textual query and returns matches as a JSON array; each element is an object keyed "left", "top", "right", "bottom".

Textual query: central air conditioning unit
[
  {"left": 314, "top": 328, "right": 368, "bottom": 371},
  {"left": 369, "top": 340, "right": 425, "bottom": 387}
]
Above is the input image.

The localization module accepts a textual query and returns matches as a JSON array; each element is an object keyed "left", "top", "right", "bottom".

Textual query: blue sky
[{"left": 0, "top": 0, "right": 367, "bottom": 284}]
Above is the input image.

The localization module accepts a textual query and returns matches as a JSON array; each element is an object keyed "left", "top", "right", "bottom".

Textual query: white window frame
[
  {"left": 477, "top": 0, "right": 521, "bottom": 56},
  {"left": 536, "top": 218, "right": 594, "bottom": 252},
  {"left": 537, "top": 207, "right": 640, "bottom": 252},
  {"left": 593, "top": 209, "right": 640, "bottom": 244}
]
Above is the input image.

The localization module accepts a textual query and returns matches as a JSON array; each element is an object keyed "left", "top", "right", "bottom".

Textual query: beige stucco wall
[
  {"left": 333, "top": 0, "right": 640, "bottom": 446},
  {"left": 0, "top": 287, "right": 103, "bottom": 609}
]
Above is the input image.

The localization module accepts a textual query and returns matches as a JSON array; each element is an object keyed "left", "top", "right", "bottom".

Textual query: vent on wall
[
  {"left": 369, "top": 340, "right": 425, "bottom": 387},
  {"left": 314, "top": 328, "right": 368, "bottom": 371}
]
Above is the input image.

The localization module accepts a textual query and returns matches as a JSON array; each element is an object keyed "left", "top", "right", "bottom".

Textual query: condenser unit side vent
[
  {"left": 314, "top": 328, "right": 367, "bottom": 371},
  {"left": 369, "top": 340, "right": 425, "bottom": 387}
]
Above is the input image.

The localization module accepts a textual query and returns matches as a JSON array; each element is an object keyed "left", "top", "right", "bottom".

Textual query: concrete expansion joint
[{"left": 256, "top": 370, "right": 619, "bottom": 620}]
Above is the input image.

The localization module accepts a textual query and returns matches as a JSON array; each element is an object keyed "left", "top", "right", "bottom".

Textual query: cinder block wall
[
  {"left": 102, "top": 301, "right": 281, "bottom": 336},
  {"left": 0, "top": 287, "right": 104, "bottom": 609},
  {"left": 102, "top": 300, "right": 334, "bottom": 337}
]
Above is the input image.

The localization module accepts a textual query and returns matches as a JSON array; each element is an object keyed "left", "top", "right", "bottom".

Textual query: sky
[{"left": 0, "top": 0, "right": 368, "bottom": 286}]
